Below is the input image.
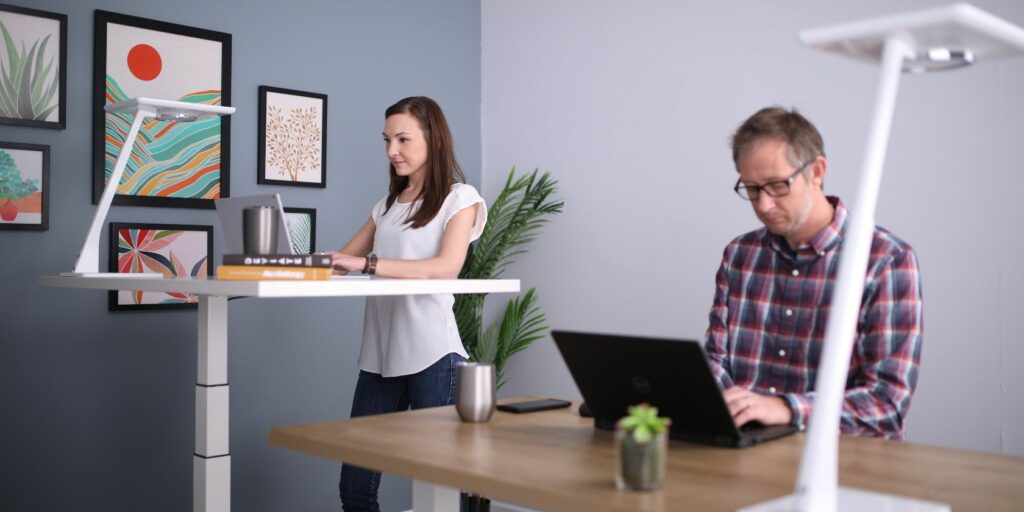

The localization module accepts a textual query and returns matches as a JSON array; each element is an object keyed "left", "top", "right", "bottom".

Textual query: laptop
[
  {"left": 551, "top": 330, "right": 798, "bottom": 448},
  {"left": 214, "top": 194, "right": 295, "bottom": 254}
]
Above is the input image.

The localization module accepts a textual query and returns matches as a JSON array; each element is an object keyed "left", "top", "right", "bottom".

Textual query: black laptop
[{"left": 551, "top": 330, "right": 798, "bottom": 448}]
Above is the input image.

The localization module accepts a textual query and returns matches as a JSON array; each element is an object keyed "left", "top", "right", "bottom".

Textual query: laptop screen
[{"left": 213, "top": 194, "right": 295, "bottom": 255}]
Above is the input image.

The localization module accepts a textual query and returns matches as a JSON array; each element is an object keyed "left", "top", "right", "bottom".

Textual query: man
[{"left": 705, "top": 106, "right": 923, "bottom": 440}]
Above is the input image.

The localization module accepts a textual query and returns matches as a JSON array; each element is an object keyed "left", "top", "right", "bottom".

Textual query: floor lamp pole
[
  {"left": 795, "top": 34, "right": 913, "bottom": 510},
  {"left": 742, "top": 34, "right": 948, "bottom": 512}
]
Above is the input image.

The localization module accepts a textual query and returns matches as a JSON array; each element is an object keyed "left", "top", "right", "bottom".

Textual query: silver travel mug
[
  {"left": 243, "top": 206, "right": 279, "bottom": 255},
  {"left": 455, "top": 362, "right": 496, "bottom": 422}
]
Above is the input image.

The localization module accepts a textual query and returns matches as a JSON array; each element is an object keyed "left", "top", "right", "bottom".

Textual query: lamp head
[
  {"left": 799, "top": 3, "right": 1024, "bottom": 73},
  {"left": 104, "top": 97, "right": 236, "bottom": 120}
]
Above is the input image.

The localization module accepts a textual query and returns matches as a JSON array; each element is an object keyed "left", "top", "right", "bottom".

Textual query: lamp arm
[
  {"left": 70, "top": 107, "right": 153, "bottom": 275},
  {"left": 792, "top": 35, "right": 915, "bottom": 511}
]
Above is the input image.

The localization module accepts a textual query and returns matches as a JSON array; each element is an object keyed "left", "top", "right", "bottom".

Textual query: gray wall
[
  {"left": 0, "top": 1, "right": 480, "bottom": 511},
  {"left": 483, "top": 0, "right": 1024, "bottom": 457}
]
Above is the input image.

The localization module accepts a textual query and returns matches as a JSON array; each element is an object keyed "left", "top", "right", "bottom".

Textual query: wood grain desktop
[{"left": 268, "top": 397, "right": 1024, "bottom": 512}]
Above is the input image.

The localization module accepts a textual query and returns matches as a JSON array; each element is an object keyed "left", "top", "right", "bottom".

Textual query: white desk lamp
[
  {"left": 741, "top": 4, "right": 1024, "bottom": 512},
  {"left": 66, "top": 98, "right": 235, "bottom": 276}
]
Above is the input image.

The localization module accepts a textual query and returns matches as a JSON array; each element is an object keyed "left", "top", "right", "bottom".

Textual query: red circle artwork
[{"left": 127, "top": 44, "right": 162, "bottom": 81}]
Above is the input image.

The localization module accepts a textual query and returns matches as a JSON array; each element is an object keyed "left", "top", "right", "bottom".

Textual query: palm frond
[{"left": 455, "top": 168, "right": 563, "bottom": 387}]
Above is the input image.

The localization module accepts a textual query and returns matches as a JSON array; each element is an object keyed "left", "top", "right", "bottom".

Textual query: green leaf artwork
[{"left": 0, "top": 20, "right": 59, "bottom": 122}]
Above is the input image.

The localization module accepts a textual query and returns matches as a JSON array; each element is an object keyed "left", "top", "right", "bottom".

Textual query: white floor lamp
[
  {"left": 741, "top": 4, "right": 1024, "bottom": 512},
  {"left": 65, "top": 97, "right": 235, "bottom": 276}
]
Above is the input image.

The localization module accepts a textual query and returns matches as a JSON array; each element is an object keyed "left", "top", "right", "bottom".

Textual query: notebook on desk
[{"left": 551, "top": 330, "right": 797, "bottom": 448}]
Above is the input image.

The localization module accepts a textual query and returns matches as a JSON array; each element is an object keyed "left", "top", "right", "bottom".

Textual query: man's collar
[{"left": 765, "top": 196, "right": 846, "bottom": 256}]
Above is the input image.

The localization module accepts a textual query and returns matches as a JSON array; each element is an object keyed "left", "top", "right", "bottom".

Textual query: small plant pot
[
  {"left": 615, "top": 429, "right": 668, "bottom": 491},
  {"left": 0, "top": 198, "right": 17, "bottom": 221}
]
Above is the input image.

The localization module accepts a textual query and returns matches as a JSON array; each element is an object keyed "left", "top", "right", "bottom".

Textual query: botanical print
[
  {"left": 258, "top": 86, "right": 327, "bottom": 187},
  {"left": 109, "top": 223, "right": 212, "bottom": 310},
  {"left": 284, "top": 207, "right": 315, "bottom": 254},
  {"left": 95, "top": 11, "right": 230, "bottom": 207},
  {"left": 0, "top": 6, "right": 65, "bottom": 128},
  {"left": 265, "top": 91, "right": 322, "bottom": 183},
  {"left": 0, "top": 143, "right": 47, "bottom": 230}
]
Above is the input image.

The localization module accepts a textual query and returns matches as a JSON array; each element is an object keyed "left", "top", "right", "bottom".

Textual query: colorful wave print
[{"left": 104, "top": 77, "right": 223, "bottom": 199}]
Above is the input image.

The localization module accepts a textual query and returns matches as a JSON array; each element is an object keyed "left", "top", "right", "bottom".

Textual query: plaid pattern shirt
[{"left": 704, "top": 197, "right": 923, "bottom": 440}]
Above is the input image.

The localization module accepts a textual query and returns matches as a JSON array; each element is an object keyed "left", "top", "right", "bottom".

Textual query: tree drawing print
[{"left": 265, "top": 104, "right": 321, "bottom": 182}]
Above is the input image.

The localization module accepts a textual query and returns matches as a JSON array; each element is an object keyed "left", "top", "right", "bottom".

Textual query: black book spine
[{"left": 222, "top": 254, "right": 332, "bottom": 268}]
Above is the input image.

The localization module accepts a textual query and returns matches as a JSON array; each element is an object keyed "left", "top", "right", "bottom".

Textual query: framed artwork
[
  {"left": 107, "top": 222, "right": 213, "bottom": 311},
  {"left": 93, "top": 10, "right": 232, "bottom": 209},
  {"left": 0, "top": 142, "right": 48, "bottom": 231},
  {"left": 258, "top": 86, "right": 327, "bottom": 188},
  {"left": 0, "top": 4, "right": 66, "bottom": 129},
  {"left": 283, "top": 207, "right": 316, "bottom": 254}
]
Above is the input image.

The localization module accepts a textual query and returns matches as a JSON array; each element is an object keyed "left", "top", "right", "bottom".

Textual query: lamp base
[
  {"left": 739, "top": 487, "right": 950, "bottom": 512},
  {"left": 59, "top": 272, "right": 165, "bottom": 278}
]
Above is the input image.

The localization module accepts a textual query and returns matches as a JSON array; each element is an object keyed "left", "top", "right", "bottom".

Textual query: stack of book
[{"left": 216, "top": 254, "right": 333, "bottom": 280}]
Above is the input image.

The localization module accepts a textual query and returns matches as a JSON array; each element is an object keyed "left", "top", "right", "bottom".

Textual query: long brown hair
[{"left": 383, "top": 96, "right": 466, "bottom": 228}]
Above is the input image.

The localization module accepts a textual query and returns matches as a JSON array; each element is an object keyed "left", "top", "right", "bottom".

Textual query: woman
[{"left": 327, "top": 96, "right": 486, "bottom": 511}]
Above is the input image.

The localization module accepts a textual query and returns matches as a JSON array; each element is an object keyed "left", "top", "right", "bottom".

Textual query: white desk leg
[
  {"left": 412, "top": 480, "right": 460, "bottom": 512},
  {"left": 194, "top": 295, "right": 230, "bottom": 512}
]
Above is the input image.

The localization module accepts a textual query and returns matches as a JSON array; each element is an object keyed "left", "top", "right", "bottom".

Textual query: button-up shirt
[{"left": 704, "top": 197, "right": 923, "bottom": 440}]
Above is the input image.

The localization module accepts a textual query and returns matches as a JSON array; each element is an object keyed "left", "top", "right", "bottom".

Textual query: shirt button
[
  {"left": 779, "top": 349, "right": 787, "bottom": 357},
  {"left": 769, "top": 386, "right": 777, "bottom": 393},
  {"left": 791, "top": 269, "right": 800, "bottom": 276},
  {"left": 785, "top": 309, "right": 793, "bottom": 316}
]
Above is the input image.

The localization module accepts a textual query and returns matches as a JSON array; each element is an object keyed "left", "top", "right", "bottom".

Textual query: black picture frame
[
  {"left": 258, "top": 85, "right": 327, "bottom": 188},
  {"left": 93, "top": 10, "right": 232, "bottom": 209},
  {"left": 107, "top": 222, "right": 214, "bottom": 311},
  {"left": 283, "top": 206, "right": 317, "bottom": 254},
  {"left": 0, "top": 141, "right": 49, "bottom": 231},
  {"left": 0, "top": 3, "right": 67, "bottom": 129}
]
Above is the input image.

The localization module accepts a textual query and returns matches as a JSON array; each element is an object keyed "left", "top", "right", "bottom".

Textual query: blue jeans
[{"left": 339, "top": 352, "right": 465, "bottom": 512}]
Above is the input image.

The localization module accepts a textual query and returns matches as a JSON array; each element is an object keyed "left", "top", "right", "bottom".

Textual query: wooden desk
[
  {"left": 269, "top": 397, "right": 1024, "bottom": 512},
  {"left": 38, "top": 275, "right": 519, "bottom": 512}
]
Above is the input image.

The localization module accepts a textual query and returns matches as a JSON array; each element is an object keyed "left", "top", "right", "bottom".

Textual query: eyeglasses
[{"left": 733, "top": 159, "right": 814, "bottom": 201}]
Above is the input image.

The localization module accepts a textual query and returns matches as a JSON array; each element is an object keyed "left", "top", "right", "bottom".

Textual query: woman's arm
[
  {"left": 328, "top": 217, "right": 375, "bottom": 275},
  {"left": 329, "top": 205, "right": 479, "bottom": 279}
]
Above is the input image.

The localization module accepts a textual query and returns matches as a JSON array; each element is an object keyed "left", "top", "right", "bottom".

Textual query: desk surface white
[{"left": 38, "top": 275, "right": 520, "bottom": 298}]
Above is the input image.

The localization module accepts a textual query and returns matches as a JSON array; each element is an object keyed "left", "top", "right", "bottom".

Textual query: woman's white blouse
[{"left": 358, "top": 183, "right": 487, "bottom": 377}]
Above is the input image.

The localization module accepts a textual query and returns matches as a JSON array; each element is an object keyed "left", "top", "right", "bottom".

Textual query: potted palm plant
[{"left": 454, "top": 167, "right": 564, "bottom": 388}]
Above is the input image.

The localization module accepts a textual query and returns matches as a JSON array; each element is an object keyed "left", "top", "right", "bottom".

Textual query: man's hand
[{"left": 723, "top": 387, "right": 792, "bottom": 428}]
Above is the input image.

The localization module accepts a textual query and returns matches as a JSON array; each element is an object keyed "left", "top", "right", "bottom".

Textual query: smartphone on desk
[{"left": 497, "top": 398, "right": 572, "bottom": 414}]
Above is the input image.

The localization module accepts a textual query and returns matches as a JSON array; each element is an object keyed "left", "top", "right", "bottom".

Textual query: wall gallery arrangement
[
  {"left": 0, "top": 3, "right": 66, "bottom": 129},
  {"left": 107, "top": 222, "right": 213, "bottom": 311},
  {"left": 0, "top": 141, "right": 48, "bottom": 230},
  {"left": 92, "top": 10, "right": 232, "bottom": 209},
  {"left": 258, "top": 86, "right": 327, "bottom": 188},
  {"left": 5, "top": 5, "right": 338, "bottom": 312}
]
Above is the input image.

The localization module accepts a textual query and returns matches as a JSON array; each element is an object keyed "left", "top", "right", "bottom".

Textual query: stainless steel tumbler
[
  {"left": 243, "top": 206, "right": 279, "bottom": 255},
  {"left": 455, "top": 362, "right": 496, "bottom": 422}
]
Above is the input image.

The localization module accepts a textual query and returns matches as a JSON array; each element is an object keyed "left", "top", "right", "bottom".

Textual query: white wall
[{"left": 482, "top": 0, "right": 1024, "bottom": 456}]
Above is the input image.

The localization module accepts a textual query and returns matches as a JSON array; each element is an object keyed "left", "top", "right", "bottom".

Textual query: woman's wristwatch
[{"left": 362, "top": 253, "right": 378, "bottom": 275}]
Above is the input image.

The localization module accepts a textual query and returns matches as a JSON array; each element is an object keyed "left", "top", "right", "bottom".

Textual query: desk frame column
[
  {"left": 194, "top": 295, "right": 230, "bottom": 512},
  {"left": 412, "top": 480, "right": 460, "bottom": 512}
]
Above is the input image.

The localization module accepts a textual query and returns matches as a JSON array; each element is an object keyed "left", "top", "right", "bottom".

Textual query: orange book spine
[{"left": 216, "top": 265, "right": 333, "bottom": 281}]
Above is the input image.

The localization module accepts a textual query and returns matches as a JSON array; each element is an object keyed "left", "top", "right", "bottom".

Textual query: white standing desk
[{"left": 38, "top": 275, "right": 520, "bottom": 512}]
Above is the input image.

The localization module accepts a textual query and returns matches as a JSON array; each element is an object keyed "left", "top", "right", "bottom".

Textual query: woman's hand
[{"left": 323, "top": 251, "right": 366, "bottom": 274}]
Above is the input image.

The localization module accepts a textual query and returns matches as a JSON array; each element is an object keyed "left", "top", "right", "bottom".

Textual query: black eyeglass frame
[{"left": 733, "top": 159, "right": 815, "bottom": 201}]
